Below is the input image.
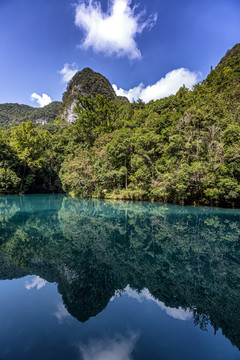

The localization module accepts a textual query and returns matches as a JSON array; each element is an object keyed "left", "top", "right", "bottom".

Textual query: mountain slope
[
  {"left": 61, "top": 67, "right": 116, "bottom": 122},
  {"left": 0, "top": 101, "right": 61, "bottom": 127},
  {"left": 58, "top": 43, "right": 240, "bottom": 206},
  {"left": 1, "top": 44, "right": 240, "bottom": 206}
]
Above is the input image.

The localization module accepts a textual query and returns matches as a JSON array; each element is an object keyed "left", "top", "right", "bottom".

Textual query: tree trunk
[
  {"left": 125, "top": 158, "right": 128, "bottom": 190},
  {"left": 20, "top": 161, "right": 26, "bottom": 192}
]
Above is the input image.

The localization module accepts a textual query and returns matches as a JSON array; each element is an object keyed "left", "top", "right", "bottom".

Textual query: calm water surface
[{"left": 0, "top": 194, "right": 240, "bottom": 360}]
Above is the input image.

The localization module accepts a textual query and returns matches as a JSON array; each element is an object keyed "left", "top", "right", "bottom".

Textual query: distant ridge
[{"left": 0, "top": 101, "right": 61, "bottom": 127}]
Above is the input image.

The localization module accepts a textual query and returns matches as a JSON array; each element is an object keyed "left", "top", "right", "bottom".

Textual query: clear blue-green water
[{"left": 0, "top": 194, "right": 240, "bottom": 360}]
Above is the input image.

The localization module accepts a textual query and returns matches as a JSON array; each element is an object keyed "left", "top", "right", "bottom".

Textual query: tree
[
  {"left": 73, "top": 95, "right": 118, "bottom": 146},
  {"left": 11, "top": 122, "right": 51, "bottom": 191}
]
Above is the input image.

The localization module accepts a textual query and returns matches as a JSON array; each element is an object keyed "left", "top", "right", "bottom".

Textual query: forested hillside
[
  {"left": 1, "top": 43, "right": 240, "bottom": 207},
  {"left": 61, "top": 67, "right": 117, "bottom": 122},
  {"left": 0, "top": 101, "right": 61, "bottom": 127}
]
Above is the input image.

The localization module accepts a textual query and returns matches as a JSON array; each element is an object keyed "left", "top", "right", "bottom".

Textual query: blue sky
[{"left": 0, "top": 0, "right": 239, "bottom": 106}]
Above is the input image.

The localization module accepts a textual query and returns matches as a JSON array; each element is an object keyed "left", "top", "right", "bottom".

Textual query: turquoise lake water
[{"left": 0, "top": 194, "right": 239, "bottom": 359}]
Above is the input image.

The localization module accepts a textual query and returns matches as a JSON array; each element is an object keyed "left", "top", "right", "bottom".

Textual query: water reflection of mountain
[{"left": 0, "top": 195, "right": 240, "bottom": 349}]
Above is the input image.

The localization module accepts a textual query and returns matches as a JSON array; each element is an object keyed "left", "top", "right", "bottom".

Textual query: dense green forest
[
  {"left": 0, "top": 101, "right": 61, "bottom": 127},
  {"left": 1, "top": 43, "right": 240, "bottom": 206}
]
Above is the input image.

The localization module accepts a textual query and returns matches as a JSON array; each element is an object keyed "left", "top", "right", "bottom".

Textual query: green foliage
[
  {"left": 0, "top": 168, "right": 20, "bottom": 193},
  {"left": 11, "top": 122, "right": 51, "bottom": 169},
  {"left": 59, "top": 150, "right": 96, "bottom": 197},
  {"left": 61, "top": 68, "right": 116, "bottom": 119},
  {"left": 0, "top": 101, "right": 61, "bottom": 127},
  {"left": 2, "top": 43, "right": 240, "bottom": 206},
  {"left": 0, "top": 122, "right": 61, "bottom": 194},
  {"left": 73, "top": 95, "right": 119, "bottom": 145}
]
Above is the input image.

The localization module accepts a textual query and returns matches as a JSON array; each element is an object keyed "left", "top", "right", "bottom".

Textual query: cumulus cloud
[
  {"left": 59, "top": 63, "right": 79, "bottom": 83},
  {"left": 75, "top": 0, "right": 157, "bottom": 60},
  {"left": 113, "top": 68, "right": 200, "bottom": 102},
  {"left": 111, "top": 286, "right": 192, "bottom": 321},
  {"left": 25, "top": 276, "right": 47, "bottom": 290},
  {"left": 79, "top": 332, "right": 139, "bottom": 360},
  {"left": 31, "top": 93, "right": 52, "bottom": 107}
]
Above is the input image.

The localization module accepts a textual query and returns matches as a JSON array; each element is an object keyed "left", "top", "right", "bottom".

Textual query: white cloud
[
  {"left": 112, "top": 83, "right": 143, "bottom": 101},
  {"left": 79, "top": 332, "right": 139, "bottom": 360},
  {"left": 59, "top": 63, "right": 79, "bottom": 83},
  {"left": 25, "top": 276, "right": 47, "bottom": 290},
  {"left": 113, "top": 68, "right": 200, "bottom": 102},
  {"left": 31, "top": 93, "right": 52, "bottom": 107},
  {"left": 111, "top": 286, "right": 192, "bottom": 321},
  {"left": 75, "top": 0, "right": 157, "bottom": 60}
]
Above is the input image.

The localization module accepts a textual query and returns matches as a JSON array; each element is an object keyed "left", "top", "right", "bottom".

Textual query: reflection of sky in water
[
  {"left": 111, "top": 285, "right": 192, "bottom": 321},
  {"left": 0, "top": 194, "right": 240, "bottom": 359},
  {"left": 25, "top": 276, "right": 47, "bottom": 290},
  {"left": 0, "top": 276, "right": 239, "bottom": 360},
  {"left": 79, "top": 332, "right": 139, "bottom": 360},
  {"left": 54, "top": 303, "right": 71, "bottom": 323}
]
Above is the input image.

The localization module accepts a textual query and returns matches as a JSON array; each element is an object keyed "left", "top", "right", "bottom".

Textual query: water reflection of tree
[{"left": 0, "top": 195, "right": 240, "bottom": 349}]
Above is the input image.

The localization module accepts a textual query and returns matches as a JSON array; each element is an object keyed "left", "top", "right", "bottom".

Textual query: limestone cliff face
[{"left": 61, "top": 67, "right": 116, "bottom": 123}]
